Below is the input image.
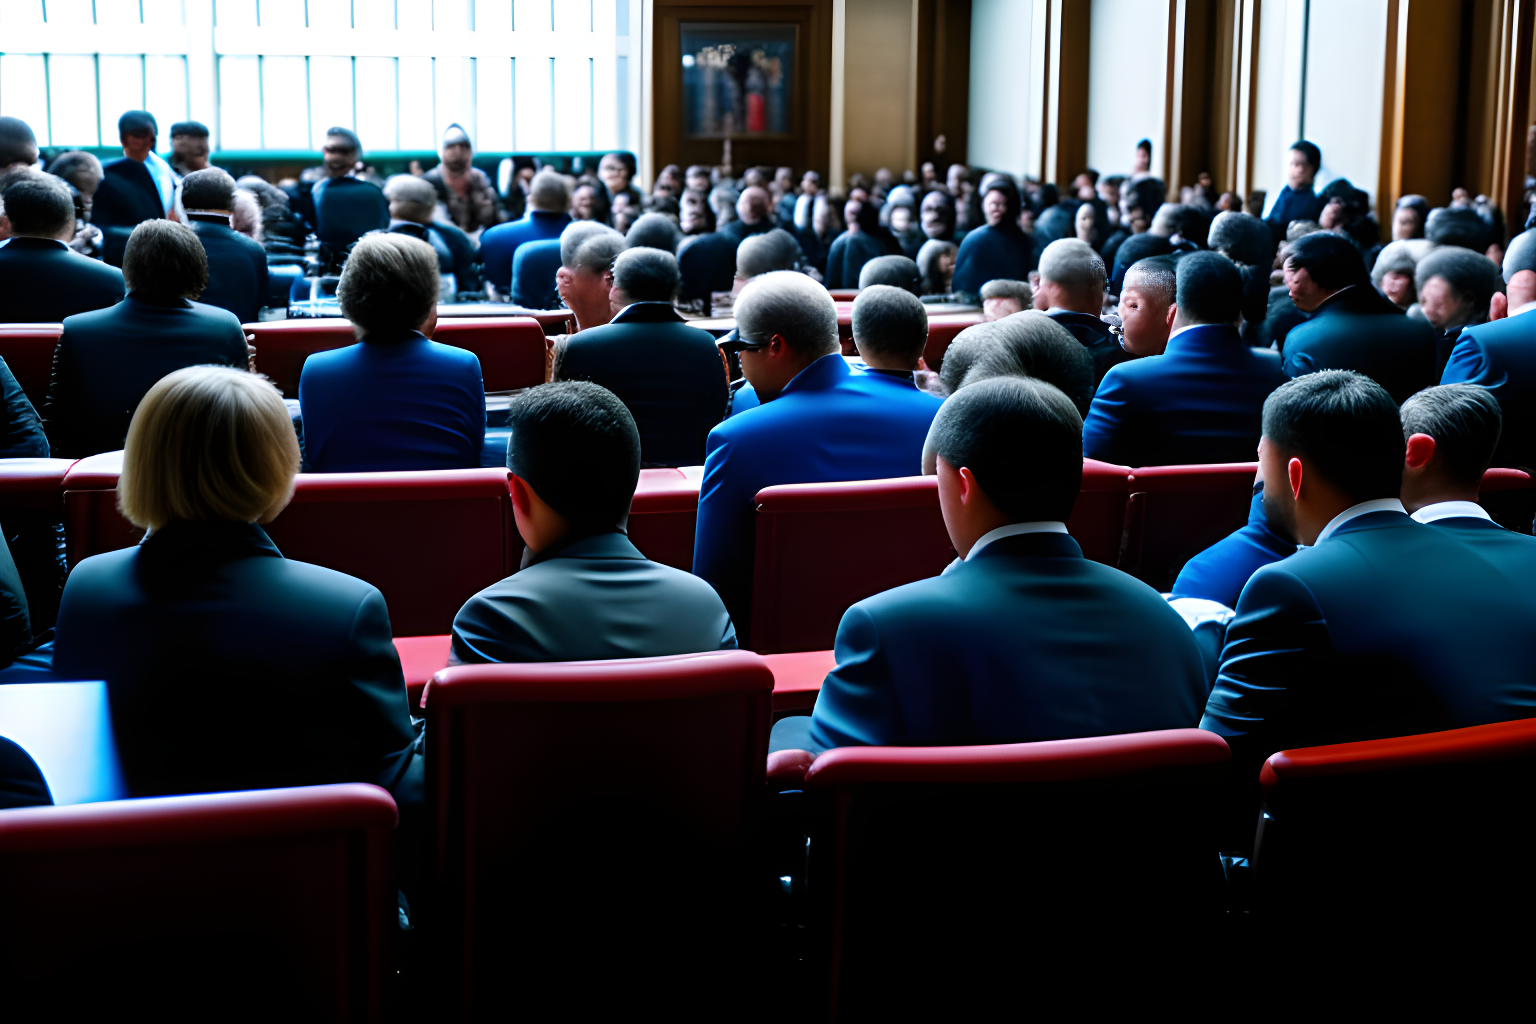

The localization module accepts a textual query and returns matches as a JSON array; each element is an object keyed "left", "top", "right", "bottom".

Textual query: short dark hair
[
  {"left": 122, "top": 220, "right": 209, "bottom": 299},
  {"left": 1125, "top": 177, "right": 1166, "bottom": 215},
  {"left": 959, "top": 312, "right": 1094, "bottom": 416},
  {"left": 0, "top": 116, "right": 38, "bottom": 167},
  {"left": 1207, "top": 211, "right": 1274, "bottom": 267},
  {"left": 1414, "top": 247, "right": 1500, "bottom": 312},
  {"left": 1175, "top": 251, "right": 1244, "bottom": 325},
  {"left": 1400, "top": 384, "right": 1502, "bottom": 488},
  {"left": 624, "top": 212, "right": 682, "bottom": 254},
  {"left": 611, "top": 246, "right": 679, "bottom": 302},
  {"left": 325, "top": 127, "right": 362, "bottom": 153},
  {"left": 46, "top": 150, "right": 101, "bottom": 187},
  {"left": 858, "top": 255, "right": 922, "bottom": 295},
  {"left": 1124, "top": 255, "right": 1176, "bottom": 306},
  {"left": 929, "top": 375, "right": 1084, "bottom": 522},
  {"left": 1, "top": 173, "right": 75, "bottom": 236},
  {"left": 180, "top": 167, "right": 237, "bottom": 212},
  {"left": 506, "top": 382, "right": 640, "bottom": 531},
  {"left": 1262, "top": 371, "right": 1405, "bottom": 502},
  {"left": 851, "top": 285, "right": 928, "bottom": 363},
  {"left": 337, "top": 233, "right": 439, "bottom": 336},
  {"left": 1284, "top": 231, "right": 1367, "bottom": 290},
  {"left": 1425, "top": 207, "right": 1491, "bottom": 251},
  {"left": 118, "top": 110, "right": 158, "bottom": 138},
  {"left": 170, "top": 121, "right": 209, "bottom": 138},
  {"left": 1290, "top": 141, "right": 1321, "bottom": 170}
]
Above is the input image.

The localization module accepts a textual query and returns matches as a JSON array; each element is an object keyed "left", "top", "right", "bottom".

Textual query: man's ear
[
  {"left": 1164, "top": 302, "right": 1178, "bottom": 328},
  {"left": 1404, "top": 433, "right": 1437, "bottom": 470},
  {"left": 509, "top": 475, "right": 533, "bottom": 516},
  {"left": 1490, "top": 292, "right": 1508, "bottom": 321},
  {"left": 957, "top": 466, "right": 978, "bottom": 505},
  {"left": 1288, "top": 457, "right": 1304, "bottom": 501}
]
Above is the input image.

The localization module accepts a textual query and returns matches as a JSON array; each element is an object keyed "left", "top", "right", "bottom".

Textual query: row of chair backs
[
  {"left": 1118, "top": 462, "right": 1261, "bottom": 591},
  {"left": 0, "top": 323, "right": 64, "bottom": 411}
]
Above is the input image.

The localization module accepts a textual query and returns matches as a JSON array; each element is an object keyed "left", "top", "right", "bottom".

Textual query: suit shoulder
[{"left": 187, "top": 301, "right": 245, "bottom": 329}]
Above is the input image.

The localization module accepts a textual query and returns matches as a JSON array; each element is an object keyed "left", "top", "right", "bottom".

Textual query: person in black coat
[
  {"left": 43, "top": 220, "right": 248, "bottom": 458},
  {"left": 179, "top": 167, "right": 269, "bottom": 326},
  {"left": 91, "top": 111, "right": 174, "bottom": 266},
  {"left": 383, "top": 174, "right": 480, "bottom": 293},
  {"left": 555, "top": 247, "right": 726, "bottom": 467},
  {"left": 825, "top": 196, "right": 899, "bottom": 290},
  {"left": 717, "top": 186, "right": 778, "bottom": 246},
  {"left": 677, "top": 230, "right": 740, "bottom": 308},
  {"left": 1033, "top": 238, "right": 1132, "bottom": 385},
  {"left": 950, "top": 177, "right": 1036, "bottom": 300},
  {"left": 0, "top": 173, "right": 124, "bottom": 323}
]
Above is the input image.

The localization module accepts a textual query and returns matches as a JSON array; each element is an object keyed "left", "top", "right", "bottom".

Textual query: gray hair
[
  {"left": 916, "top": 238, "right": 957, "bottom": 293},
  {"left": 1208, "top": 211, "right": 1274, "bottom": 268},
  {"left": 230, "top": 188, "right": 262, "bottom": 240},
  {"left": 736, "top": 228, "right": 801, "bottom": 278},
  {"left": 561, "top": 220, "right": 621, "bottom": 266},
  {"left": 1037, "top": 238, "right": 1105, "bottom": 293},
  {"left": 979, "top": 278, "right": 1033, "bottom": 306},
  {"left": 851, "top": 285, "right": 928, "bottom": 362},
  {"left": 709, "top": 184, "right": 739, "bottom": 224},
  {"left": 1123, "top": 256, "right": 1176, "bottom": 306},
  {"left": 384, "top": 174, "right": 438, "bottom": 208},
  {"left": 1416, "top": 246, "right": 1501, "bottom": 309},
  {"left": 959, "top": 311, "right": 1094, "bottom": 416},
  {"left": 735, "top": 271, "right": 839, "bottom": 356},
  {"left": 237, "top": 174, "right": 289, "bottom": 211},
  {"left": 611, "top": 246, "right": 680, "bottom": 302},
  {"left": 938, "top": 321, "right": 1000, "bottom": 395},
  {"left": 625, "top": 212, "right": 682, "bottom": 254},
  {"left": 858, "top": 254, "right": 922, "bottom": 295},
  {"left": 570, "top": 232, "right": 626, "bottom": 276},
  {"left": 528, "top": 169, "right": 571, "bottom": 213},
  {"left": 1504, "top": 229, "right": 1536, "bottom": 283},
  {"left": 1370, "top": 239, "right": 1433, "bottom": 289},
  {"left": 337, "top": 232, "right": 440, "bottom": 336}
]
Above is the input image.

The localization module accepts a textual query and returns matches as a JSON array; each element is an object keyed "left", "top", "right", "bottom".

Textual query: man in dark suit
[
  {"left": 91, "top": 111, "right": 174, "bottom": 267},
  {"left": 676, "top": 228, "right": 738, "bottom": 308},
  {"left": 1263, "top": 140, "right": 1326, "bottom": 243},
  {"left": 1400, "top": 383, "right": 1513, "bottom": 533},
  {"left": 300, "top": 128, "right": 389, "bottom": 258},
  {"left": 383, "top": 174, "right": 479, "bottom": 293},
  {"left": 1034, "top": 238, "right": 1134, "bottom": 385},
  {"left": 717, "top": 186, "right": 776, "bottom": 246},
  {"left": 1279, "top": 232, "right": 1438, "bottom": 404},
  {"left": 451, "top": 382, "right": 735, "bottom": 664},
  {"left": 180, "top": 167, "right": 269, "bottom": 325},
  {"left": 43, "top": 220, "right": 248, "bottom": 458},
  {"left": 0, "top": 173, "right": 124, "bottom": 322},
  {"left": 555, "top": 247, "right": 726, "bottom": 467},
  {"left": 770, "top": 375, "right": 1208, "bottom": 754},
  {"left": 1201, "top": 371, "right": 1536, "bottom": 826},
  {"left": 1084, "top": 251, "right": 1286, "bottom": 466}
]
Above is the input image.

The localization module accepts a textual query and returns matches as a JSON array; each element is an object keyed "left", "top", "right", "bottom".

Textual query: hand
[{"left": 245, "top": 332, "right": 258, "bottom": 373}]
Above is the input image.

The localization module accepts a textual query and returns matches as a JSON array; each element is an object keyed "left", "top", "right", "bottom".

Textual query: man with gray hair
[
  {"left": 735, "top": 228, "right": 802, "bottom": 284},
  {"left": 980, "top": 279, "right": 1032, "bottom": 321},
  {"left": 480, "top": 167, "right": 572, "bottom": 295},
  {"left": 696, "top": 271, "right": 943, "bottom": 635},
  {"left": 555, "top": 247, "right": 725, "bottom": 467},
  {"left": 625, "top": 212, "right": 683, "bottom": 254},
  {"left": 849, "top": 285, "right": 948, "bottom": 393},
  {"left": 555, "top": 222, "right": 625, "bottom": 332},
  {"left": 1034, "top": 237, "right": 1130, "bottom": 384},
  {"left": 857, "top": 254, "right": 922, "bottom": 295},
  {"left": 181, "top": 167, "right": 270, "bottom": 325},
  {"left": 384, "top": 173, "right": 479, "bottom": 294}
]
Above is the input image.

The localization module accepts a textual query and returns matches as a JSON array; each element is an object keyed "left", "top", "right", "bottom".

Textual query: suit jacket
[
  {"left": 555, "top": 302, "right": 727, "bottom": 467},
  {"left": 44, "top": 293, "right": 248, "bottom": 458},
  {"left": 677, "top": 231, "right": 740, "bottom": 303},
  {"left": 1083, "top": 324, "right": 1285, "bottom": 467},
  {"left": 479, "top": 211, "right": 571, "bottom": 290},
  {"left": 693, "top": 353, "right": 943, "bottom": 632},
  {"left": 92, "top": 157, "right": 166, "bottom": 266},
  {"left": 806, "top": 531, "right": 1209, "bottom": 751},
  {"left": 1440, "top": 309, "right": 1536, "bottom": 469},
  {"left": 823, "top": 231, "right": 892, "bottom": 289},
  {"left": 451, "top": 531, "right": 737, "bottom": 664},
  {"left": 188, "top": 215, "right": 270, "bottom": 326},
  {"left": 1280, "top": 286, "right": 1438, "bottom": 403},
  {"left": 52, "top": 520, "right": 419, "bottom": 799},
  {"left": 718, "top": 219, "right": 773, "bottom": 246},
  {"left": 1047, "top": 309, "right": 1136, "bottom": 387},
  {"left": 389, "top": 219, "right": 480, "bottom": 293},
  {"left": 310, "top": 176, "right": 389, "bottom": 251},
  {"left": 951, "top": 223, "right": 1035, "bottom": 298},
  {"left": 0, "top": 356, "right": 48, "bottom": 460},
  {"left": 1263, "top": 184, "right": 1326, "bottom": 242},
  {"left": 0, "top": 237, "right": 125, "bottom": 323},
  {"left": 509, "top": 237, "right": 563, "bottom": 309},
  {"left": 1171, "top": 483, "right": 1295, "bottom": 609}
]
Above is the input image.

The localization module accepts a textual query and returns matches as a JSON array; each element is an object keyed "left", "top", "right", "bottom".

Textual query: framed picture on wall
[{"left": 680, "top": 22, "right": 797, "bottom": 139}]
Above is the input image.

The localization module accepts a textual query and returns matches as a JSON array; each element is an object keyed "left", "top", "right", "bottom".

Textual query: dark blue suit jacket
[
  {"left": 188, "top": 214, "right": 270, "bottom": 326},
  {"left": 951, "top": 223, "right": 1035, "bottom": 298},
  {"left": 44, "top": 293, "right": 248, "bottom": 458},
  {"left": 310, "top": 176, "right": 389, "bottom": 251},
  {"left": 1280, "top": 286, "right": 1438, "bottom": 403},
  {"left": 1048, "top": 309, "right": 1136, "bottom": 388},
  {"left": 388, "top": 220, "right": 480, "bottom": 293},
  {"left": 556, "top": 302, "right": 727, "bottom": 467},
  {"left": 1263, "top": 184, "right": 1326, "bottom": 242},
  {"left": 677, "top": 231, "right": 739, "bottom": 303},
  {"left": 92, "top": 157, "right": 165, "bottom": 266},
  {"left": 1083, "top": 324, "right": 1285, "bottom": 467},
  {"left": 693, "top": 353, "right": 943, "bottom": 632},
  {"left": 509, "top": 237, "right": 563, "bottom": 309},
  {"left": 806, "top": 532, "right": 1209, "bottom": 751},
  {"left": 1172, "top": 483, "right": 1295, "bottom": 609},
  {"left": 52, "top": 520, "right": 419, "bottom": 799},
  {"left": 479, "top": 211, "right": 571, "bottom": 290},
  {"left": 0, "top": 237, "right": 124, "bottom": 323},
  {"left": 1440, "top": 309, "right": 1536, "bottom": 469}
]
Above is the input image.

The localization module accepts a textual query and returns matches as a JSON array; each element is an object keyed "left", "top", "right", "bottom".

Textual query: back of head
[
  {"left": 1285, "top": 231, "right": 1367, "bottom": 290},
  {"left": 625, "top": 212, "right": 682, "bottom": 254},
  {"left": 506, "top": 381, "right": 640, "bottom": 531},
  {"left": 737, "top": 185, "right": 772, "bottom": 224},
  {"left": 611, "top": 246, "right": 680, "bottom": 302},
  {"left": 1126, "top": 178, "right": 1166, "bottom": 215},
  {"left": 851, "top": 285, "right": 928, "bottom": 364},
  {"left": 336, "top": 232, "right": 440, "bottom": 336},
  {"left": 1208, "top": 211, "right": 1274, "bottom": 267},
  {"left": 1286, "top": 219, "right": 1322, "bottom": 242},
  {"left": 858, "top": 254, "right": 922, "bottom": 295},
  {"left": 1151, "top": 203, "right": 1205, "bottom": 241},
  {"left": 118, "top": 110, "right": 158, "bottom": 138},
  {"left": 1, "top": 173, "right": 74, "bottom": 237},
  {"left": 119, "top": 366, "right": 299, "bottom": 530},
  {"left": 560, "top": 219, "right": 621, "bottom": 266},
  {"left": 1400, "top": 384, "right": 1502, "bottom": 487},
  {"left": 1037, "top": 238, "right": 1106, "bottom": 294},
  {"left": 529, "top": 169, "right": 572, "bottom": 213},
  {"left": 735, "top": 271, "right": 839, "bottom": 358},
  {"left": 170, "top": 121, "right": 210, "bottom": 140},
  {"left": 569, "top": 232, "right": 626, "bottom": 277},
  {"left": 1370, "top": 239, "right": 1428, "bottom": 287},
  {"left": 325, "top": 126, "right": 363, "bottom": 155},
  {"left": 123, "top": 220, "right": 209, "bottom": 298},
  {"left": 978, "top": 278, "right": 1033, "bottom": 307},
  {"left": 1501, "top": 228, "right": 1536, "bottom": 283},
  {"left": 735, "top": 228, "right": 801, "bottom": 278},
  {"left": 1262, "top": 370, "right": 1405, "bottom": 502},
  {"left": 959, "top": 311, "right": 1093, "bottom": 416},
  {"left": 916, "top": 238, "right": 957, "bottom": 292},
  {"left": 1414, "top": 246, "right": 1500, "bottom": 311},
  {"left": 938, "top": 321, "right": 998, "bottom": 394},
  {"left": 1426, "top": 207, "right": 1490, "bottom": 251},
  {"left": 1175, "top": 251, "right": 1244, "bottom": 325},
  {"left": 383, "top": 173, "right": 437, "bottom": 209},
  {"left": 237, "top": 175, "right": 288, "bottom": 211},
  {"left": 927, "top": 375, "right": 1084, "bottom": 522},
  {"left": 180, "top": 167, "right": 238, "bottom": 212},
  {"left": 0, "top": 115, "right": 37, "bottom": 167},
  {"left": 46, "top": 150, "right": 102, "bottom": 188}
]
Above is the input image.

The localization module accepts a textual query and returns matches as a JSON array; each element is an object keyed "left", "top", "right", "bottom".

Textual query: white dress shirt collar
[
  {"left": 1510, "top": 300, "right": 1536, "bottom": 318},
  {"left": 965, "top": 521, "right": 1069, "bottom": 561},
  {"left": 1314, "top": 498, "right": 1406, "bottom": 545},
  {"left": 1410, "top": 500, "right": 1491, "bottom": 524}
]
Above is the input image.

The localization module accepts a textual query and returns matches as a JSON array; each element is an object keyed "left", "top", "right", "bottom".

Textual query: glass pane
[{"left": 680, "top": 21, "right": 794, "bottom": 139}]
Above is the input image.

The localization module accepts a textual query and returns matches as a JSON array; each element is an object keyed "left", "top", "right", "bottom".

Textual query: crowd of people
[{"left": 2, "top": 103, "right": 1536, "bottom": 969}]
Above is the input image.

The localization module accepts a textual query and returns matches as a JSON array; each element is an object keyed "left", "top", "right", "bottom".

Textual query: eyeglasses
[{"left": 716, "top": 328, "right": 768, "bottom": 355}]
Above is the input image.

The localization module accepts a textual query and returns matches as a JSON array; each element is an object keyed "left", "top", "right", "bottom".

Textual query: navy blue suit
[
  {"left": 795, "top": 532, "right": 1209, "bottom": 752},
  {"left": 92, "top": 157, "right": 166, "bottom": 266},
  {"left": 1281, "top": 286, "right": 1438, "bottom": 404},
  {"left": 188, "top": 214, "right": 269, "bottom": 326},
  {"left": 310, "top": 176, "right": 389, "bottom": 251},
  {"left": 693, "top": 353, "right": 943, "bottom": 633},
  {"left": 555, "top": 302, "right": 727, "bottom": 467},
  {"left": 1440, "top": 309, "right": 1536, "bottom": 469},
  {"left": 509, "top": 237, "right": 562, "bottom": 309},
  {"left": 1047, "top": 310, "right": 1136, "bottom": 388},
  {"left": 52, "top": 520, "right": 419, "bottom": 799},
  {"left": 1172, "top": 483, "right": 1295, "bottom": 609},
  {"left": 479, "top": 210, "right": 571, "bottom": 291},
  {"left": 1264, "top": 184, "right": 1326, "bottom": 242},
  {"left": 1083, "top": 324, "right": 1285, "bottom": 467},
  {"left": 0, "top": 237, "right": 124, "bottom": 323}
]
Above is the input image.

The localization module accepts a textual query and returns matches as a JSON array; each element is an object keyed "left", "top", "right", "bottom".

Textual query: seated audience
[
  {"left": 598, "top": 151, "right": 643, "bottom": 216},
  {"left": 955, "top": 311, "right": 1094, "bottom": 416},
  {"left": 299, "top": 234, "right": 484, "bottom": 472},
  {"left": 44, "top": 220, "right": 246, "bottom": 458},
  {"left": 1441, "top": 229, "right": 1536, "bottom": 468},
  {"left": 451, "top": 383, "right": 734, "bottom": 664},
  {"left": 734, "top": 228, "right": 802, "bottom": 289},
  {"left": 1116, "top": 255, "right": 1177, "bottom": 356},
  {"left": 1263, "top": 140, "right": 1326, "bottom": 243},
  {"left": 1201, "top": 370, "right": 1536, "bottom": 821},
  {"left": 422, "top": 123, "right": 505, "bottom": 235},
  {"left": 180, "top": 167, "right": 270, "bottom": 326},
  {"left": 848, "top": 286, "right": 947, "bottom": 391},
  {"left": 1033, "top": 238, "right": 1130, "bottom": 384},
  {"left": 92, "top": 111, "right": 174, "bottom": 266},
  {"left": 857, "top": 254, "right": 922, "bottom": 294},
  {"left": 1280, "top": 232, "right": 1438, "bottom": 403},
  {"left": 1101, "top": 177, "right": 1163, "bottom": 272},
  {"left": 695, "top": 272, "right": 944, "bottom": 631},
  {"left": 719, "top": 185, "right": 776, "bottom": 246},
  {"left": 1084, "top": 251, "right": 1286, "bottom": 466},
  {"left": 825, "top": 196, "right": 894, "bottom": 289},
  {"left": 510, "top": 237, "right": 564, "bottom": 308},
  {"left": 951, "top": 178, "right": 1035, "bottom": 299},
  {"left": 916, "top": 238, "right": 958, "bottom": 296},
  {"left": 0, "top": 173, "right": 124, "bottom": 323},
  {"left": 571, "top": 182, "right": 611, "bottom": 224},
  {"left": 980, "top": 278, "right": 1032, "bottom": 321},
  {"left": 480, "top": 169, "right": 572, "bottom": 295},
  {"left": 920, "top": 188, "right": 956, "bottom": 243},
  {"left": 1400, "top": 384, "right": 1507, "bottom": 531},
  {"left": 554, "top": 224, "right": 626, "bottom": 332},
  {"left": 300, "top": 128, "right": 390, "bottom": 256},
  {"left": 384, "top": 174, "right": 479, "bottom": 294},
  {"left": 554, "top": 247, "right": 725, "bottom": 467},
  {"left": 52, "top": 366, "right": 419, "bottom": 800},
  {"left": 677, "top": 214, "right": 739, "bottom": 308},
  {"left": 1413, "top": 245, "right": 1500, "bottom": 370},
  {"left": 1207, "top": 211, "right": 1275, "bottom": 340},
  {"left": 626, "top": 211, "right": 683, "bottom": 254},
  {"left": 770, "top": 375, "right": 1207, "bottom": 754}
]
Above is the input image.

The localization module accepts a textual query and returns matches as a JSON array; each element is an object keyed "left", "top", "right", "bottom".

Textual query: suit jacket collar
[
  {"left": 611, "top": 302, "right": 685, "bottom": 325},
  {"left": 968, "top": 531, "right": 1083, "bottom": 562},
  {"left": 1047, "top": 310, "right": 1112, "bottom": 339},
  {"left": 126, "top": 291, "right": 194, "bottom": 310},
  {"left": 1320, "top": 506, "right": 1412, "bottom": 543},
  {"left": 140, "top": 520, "right": 282, "bottom": 560},
  {"left": 1164, "top": 323, "right": 1242, "bottom": 354},
  {"left": 859, "top": 366, "right": 919, "bottom": 387},
  {"left": 188, "top": 213, "right": 233, "bottom": 227},
  {"left": 779, "top": 352, "right": 851, "bottom": 397},
  {"left": 1313, "top": 285, "right": 1401, "bottom": 318},
  {"left": 0, "top": 236, "right": 68, "bottom": 253},
  {"left": 1411, "top": 499, "right": 1491, "bottom": 524},
  {"left": 524, "top": 530, "right": 646, "bottom": 569}
]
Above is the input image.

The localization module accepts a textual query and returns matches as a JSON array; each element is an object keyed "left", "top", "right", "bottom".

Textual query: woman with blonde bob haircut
[{"left": 53, "top": 366, "right": 420, "bottom": 802}]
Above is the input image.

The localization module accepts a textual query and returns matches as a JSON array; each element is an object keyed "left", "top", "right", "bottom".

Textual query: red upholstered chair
[
  {"left": 627, "top": 465, "right": 704, "bottom": 571},
  {"left": 1479, "top": 466, "right": 1535, "bottom": 533},
  {"left": 827, "top": 289, "right": 861, "bottom": 302},
  {"left": 1073, "top": 458, "right": 1133, "bottom": 565},
  {"left": 1118, "top": 462, "right": 1259, "bottom": 590},
  {"left": 922, "top": 311, "right": 985, "bottom": 372},
  {"left": 0, "top": 323, "right": 63, "bottom": 409},
  {"left": 245, "top": 317, "right": 355, "bottom": 396},
  {"left": 794, "top": 729, "right": 1230, "bottom": 1015},
  {"left": 0, "top": 456, "right": 77, "bottom": 517},
  {"left": 424, "top": 650, "right": 773, "bottom": 1015},
  {"left": 0, "top": 784, "right": 397, "bottom": 1017}
]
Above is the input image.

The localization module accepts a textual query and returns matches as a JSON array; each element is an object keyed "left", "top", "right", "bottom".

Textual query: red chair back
[
  {"left": 1479, "top": 466, "right": 1535, "bottom": 532},
  {"left": 627, "top": 466, "right": 704, "bottom": 571},
  {"left": 0, "top": 457, "right": 77, "bottom": 516},
  {"left": 922, "top": 311, "right": 985, "bottom": 371},
  {"left": 424, "top": 650, "right": 773, "bottom": 1016},
  {"left": 0, "top": 323, "right": 63, "bottom": 410},
  {"left": 0, "top": 784, "right": 396, "bottom": 1017},
  {"left": 1118, "top": 462, "right": 1259, "bottom": 590},
  {"left": 1073, "top": 458, "right": 1132, "bottom": 565}
]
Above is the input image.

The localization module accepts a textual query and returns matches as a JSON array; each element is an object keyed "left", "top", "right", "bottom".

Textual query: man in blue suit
[
  {"left": 0, "top": 173, "right": 124, "bottom": 323},
  {"left": 1439, "top": 229, "right": 1536, "bottom": 469},
  {"left": 1262, "top": 141, "right": 1327, "bottom": 243},
  {"left": 90, "top": 111, "right": 175, "bottom": 267},
  {"left": 180, "top": 167, "right": 270, "bottom": 326},
  {"left": 693, "top": 272, "right": 942, "bottom": 635},
  {"left": 770, "top": 375, "right": 1208, "bottom": 754},
  {"left": 1084, "top": 251, "right": 1286, "bottom": 467},
  {"left": 479, "top": 169, "right": 572, "bottom": 296},
  {"left": 1033, "top": 238, "right": 1133, "bottom": 385}
]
